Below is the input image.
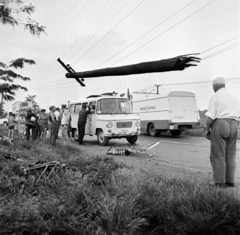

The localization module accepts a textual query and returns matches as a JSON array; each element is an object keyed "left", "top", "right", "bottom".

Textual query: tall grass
[{"left": 0, "top": 139, "right": 239, "bottom": 235}]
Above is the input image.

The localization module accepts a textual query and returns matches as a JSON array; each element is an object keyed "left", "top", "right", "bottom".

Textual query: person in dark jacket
[
  {"left": 25, "top": 108, "right": 37, "bottom": 141},
  {"left": 78, "top": 104, "right": 91, "bottom": 145}
]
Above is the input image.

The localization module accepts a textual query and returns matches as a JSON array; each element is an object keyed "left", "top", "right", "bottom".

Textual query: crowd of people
[{"left": 7, "top": 104, "right": 72, "bottom": 145}]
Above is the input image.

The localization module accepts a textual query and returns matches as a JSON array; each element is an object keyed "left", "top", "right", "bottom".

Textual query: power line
[
  {"left": 200, "top": 35, "right": 240, "bottom": 54},
  {"left": 28, "top": 0, "right": 91, "bottom": 79},
  {"left": 62, "top": 0, "right": 119, "bottom": 60},
  {"left": 109, "top": 0, "right": 215, "bottom": 67},
  {"left": 201, "top": 42, "right": 240, "bottom": 61},
  {"left": 96, "top": 0, "right": 195, "bottom": 69},
  {"left": 71, "top": 0, "right": 134, "bottom": 65}
]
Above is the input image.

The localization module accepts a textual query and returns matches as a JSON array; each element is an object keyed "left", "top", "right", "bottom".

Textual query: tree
[
  {"left": 0, "top": 0, "right": 46, "bottom": 36},
  {"left": 0, "top": 58, "right": 35, "bottom": 102},
  {"left": 0, "top": 1, "right": 46, "bottom": 115},
  {"left": 25, "top": 94, "right": 39, "bottom": 112}
]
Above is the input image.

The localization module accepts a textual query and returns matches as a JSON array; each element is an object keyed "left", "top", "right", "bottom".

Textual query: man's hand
[{"left": 206, "top": 117, "right": 213, "bottom": 132}]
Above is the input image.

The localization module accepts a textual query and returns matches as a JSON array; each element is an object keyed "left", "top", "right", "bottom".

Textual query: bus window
[
  {"left": 75, "top": 103, "right": 81, "bottom": 113},
  {"left": 69, "top": 104, "right": 75, "bottom": 113}
]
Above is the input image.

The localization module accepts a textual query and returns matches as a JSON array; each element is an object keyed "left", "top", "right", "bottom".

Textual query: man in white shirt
[
  {"left": 61, "top": 105, "right": 71, "bottom": 143},
  {"left": 205, "top": 77, "right": 240, "bottom": 188}
]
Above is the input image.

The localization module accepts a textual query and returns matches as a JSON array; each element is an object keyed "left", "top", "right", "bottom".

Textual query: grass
[{"left": 0, "top": 138, "right": 240, "bottom": 235}]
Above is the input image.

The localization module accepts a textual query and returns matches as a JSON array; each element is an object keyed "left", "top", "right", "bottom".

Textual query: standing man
[
  {"left": 48, "top": 106, "right": 57, "bottom": 145},
  {"left": 39, "top": 109, "right": 49, "bottom": 139},
  {"left": 25, "top": 108, "right": 37, "bottom": 141},
  {"left": 61, "top": 104, "right": 71, "bottom": 143},
  {"left": 78, "top": 104, "right": 91, "bottom": 145},
  {"left": 205, "top": 77, "right": 240, "bottom": 188}
]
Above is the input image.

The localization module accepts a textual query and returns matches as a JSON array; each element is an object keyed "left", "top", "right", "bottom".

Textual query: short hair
[
  {"left": 82, "top": 103, "right": 87, "bottom": 109},
  {"left": 41, "top": 109, "right": 46, "bottom": 112}
]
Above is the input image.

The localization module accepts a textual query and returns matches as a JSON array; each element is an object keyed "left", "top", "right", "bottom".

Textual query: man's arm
[{"left": 206, "top": 117, "right": 213, "bottom": 131}]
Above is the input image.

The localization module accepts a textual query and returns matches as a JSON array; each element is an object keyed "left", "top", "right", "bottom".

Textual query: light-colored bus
[{"left": 69, "top": 92, "right": 140, "bottom": 146}]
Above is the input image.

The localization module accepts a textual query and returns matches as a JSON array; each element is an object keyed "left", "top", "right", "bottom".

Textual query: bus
[{"left": 69, "top": 92, "right": 140, "bottom": 146}]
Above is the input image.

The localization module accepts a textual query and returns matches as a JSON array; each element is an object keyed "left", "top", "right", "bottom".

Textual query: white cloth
[
  {"left": 54, "top": 110, "right": 60, "bottom": 121},
  {"left": 205, "top": 88, "right": 240, "bottom": 121},
  {"left": 61, "top": 109, "right": 70, "bottom": 125}
]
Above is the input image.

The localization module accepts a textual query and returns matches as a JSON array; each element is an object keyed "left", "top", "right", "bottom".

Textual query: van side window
[
  {"left": 89, "top": 101, "right": 96, "bottom": 113},
  {"left": 69, "top": 104, "right": 75, "bottom": 113},
  {"left": 75, "top": 103, "right": 81, "bottom": 113}
]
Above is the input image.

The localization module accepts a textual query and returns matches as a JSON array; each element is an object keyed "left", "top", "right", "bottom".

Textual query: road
[{"left": 75, "top": 132, "right": 240, "bottom": 182}]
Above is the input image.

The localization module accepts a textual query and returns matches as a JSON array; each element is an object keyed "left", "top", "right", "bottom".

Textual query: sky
[{"left": 1, "top": 0, "right": 240, "bottom": 111}]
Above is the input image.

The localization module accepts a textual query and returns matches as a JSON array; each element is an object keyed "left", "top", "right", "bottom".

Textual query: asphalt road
[{"left": 76, "top": 132, "right": 240, "bottom": 181}]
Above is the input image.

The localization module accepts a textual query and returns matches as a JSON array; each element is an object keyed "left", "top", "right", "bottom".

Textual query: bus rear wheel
[
  {"left": 97, "top": 129, "right": 109, "bottom": 146},
  {"left": 148, "top": 123, "right": 161, "bottom": 137},
  {"left": 127, "top": 135, "right": 138, "bottom": 144}
]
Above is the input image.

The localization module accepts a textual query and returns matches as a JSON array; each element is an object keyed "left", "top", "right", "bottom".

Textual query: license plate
[{"left": 121, "top": 130, "right": 128, "bottom": 134}]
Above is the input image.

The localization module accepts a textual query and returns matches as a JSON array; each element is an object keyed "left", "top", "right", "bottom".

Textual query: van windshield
[{"left": 97, "top": 98, "right": 132, "bottom": 114}]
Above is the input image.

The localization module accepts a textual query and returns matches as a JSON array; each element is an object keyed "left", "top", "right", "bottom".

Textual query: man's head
[
  {"left": 41, "top": 109, "right": 46, "bottom": 113},
  {"left": 82, "top": 103, "right": 87, "bottom": 109},
  {"left": 212, "top": 77, "right": 225, "bottom": 92}
]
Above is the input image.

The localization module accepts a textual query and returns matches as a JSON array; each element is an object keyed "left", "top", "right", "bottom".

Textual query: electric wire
[
  {"left": 67, "top": 0, "right": 124, "bottom": 61},
  {"left": 71, "top": 0, "right": 134, "bottom": 65},
  {"left": 62, "top": 0, "right": 119, "bottom": 60},
  {"left": 201, "top": 42, "right": 240, "bottom": 61},
  {"left": 95, "top": 0, "right": 196, "bottom": 69},
  {"left": 28, "top": 0, "right": 91, "bottom": 78},
  {"left": 61, "top": 0, "right": 113, "bottom": 59},
  {"left": 108, "top": 0, "right": 215, "bottom": 67}
]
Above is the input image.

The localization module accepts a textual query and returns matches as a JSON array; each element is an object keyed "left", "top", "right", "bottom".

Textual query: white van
[
  {"left": 69, "top": 92, "right": 140, "bottom": 146},
  {"left": 132, "top": 91, "right": 200, "bottom": 137}
]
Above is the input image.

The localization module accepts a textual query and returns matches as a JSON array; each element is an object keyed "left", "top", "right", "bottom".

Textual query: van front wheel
[
  {"left": 97, "top": 130, "right": 109, "bottom": 146},
  {"left": 127, "top": 135, "right": 138, "bottom": 144},
  {"left": 148, "top": 123, "right": 161, "bottom": 137}
]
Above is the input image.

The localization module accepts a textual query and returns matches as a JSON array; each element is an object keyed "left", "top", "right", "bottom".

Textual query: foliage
[
  {"left": 0, "top": 0, "right": 46, "bottom": 36},
  {"left": 0, "top": 139, "right": 239, "bottom": 235},
  {"left": 0, "top": 58, "right": 36, "bottom": 101}
]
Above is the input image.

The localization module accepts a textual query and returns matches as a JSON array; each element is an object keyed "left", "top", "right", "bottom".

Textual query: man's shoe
[
  {"left": 225, "top": 182, "right": 235, "bottom": 187},
  {"left": 79, "top": 142, "right": 86, "bottom": 145}
]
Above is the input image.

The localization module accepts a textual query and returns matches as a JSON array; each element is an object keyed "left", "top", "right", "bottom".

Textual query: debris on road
[{"left": 106, "top": 141, "right": 160, "bottom": 157}]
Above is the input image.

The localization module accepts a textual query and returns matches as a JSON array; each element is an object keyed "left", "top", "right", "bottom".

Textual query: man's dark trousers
[
  {"left": 78, "top": 121, "right": 86, "bottom": 144},
  {"left": 26, "top": 125, "right": 36, "bottom": 140}
]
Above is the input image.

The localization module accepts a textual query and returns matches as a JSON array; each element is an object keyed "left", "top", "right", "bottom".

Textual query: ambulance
[
  {"left": 132, "top": 91, "right": 200, "bottom": 137},
  {"left": 69, "top": 92, "right": 140, "bottom": 146}
]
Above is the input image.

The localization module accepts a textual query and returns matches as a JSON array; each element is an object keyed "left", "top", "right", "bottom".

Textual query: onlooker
[
  {"left": 78, "top": 104, "right": 91, "bottom": 145},
  {"left": 18, "top": 113, "right": 26, "bottom": 138},
  {"left": 61, "top": 105, "right": 71, "bottom": 143},
  {"left": 205, "top": 77, "right": 240, "bottom": 188},
  {"left": 25, "top": 108, "right": 37, "bottom": 141},
  {"left": 49, "top": 106, "right": 57, "bottom": 145},
  {"left": 7, "top": 112, "right": 15, "bottom": 139},
  {"left": 54, "top": 107, "right": 61, "bottom": 138},
  {"left": 39, "top": 109, "right": 49, "bottom": 138}
]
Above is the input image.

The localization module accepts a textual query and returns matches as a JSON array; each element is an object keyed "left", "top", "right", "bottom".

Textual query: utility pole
[
  {"left": 67, "top": 100, "right": 70, "bottom": 108},
  {"left": 154, "top": 84, "right": 161, "bottom": 94}
]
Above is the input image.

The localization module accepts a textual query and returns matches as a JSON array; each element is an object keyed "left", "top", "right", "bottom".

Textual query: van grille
[{"left": 116, "top": 122, "right": 132, "bottom": 128}]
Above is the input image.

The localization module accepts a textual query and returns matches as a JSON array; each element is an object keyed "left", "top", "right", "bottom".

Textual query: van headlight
[
  {"left": 135, "top": 120, "right": 140, "bottom": 127},
  {"left": 106, "top": 121, "right": 113, "bottom": 128}
]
